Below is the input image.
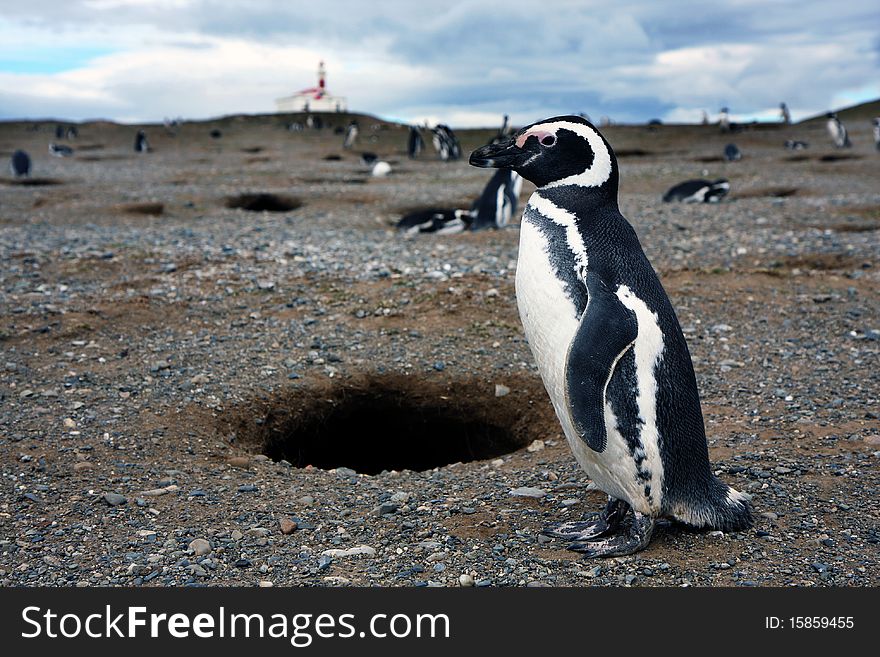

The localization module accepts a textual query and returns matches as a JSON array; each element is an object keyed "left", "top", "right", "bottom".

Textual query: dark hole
[
  {"left": 5, "top": 177, "right": 64, "bottom": 186},
  {"left": 225, "top": 193, "right": 303, "bottom": 212},
  {"left": 117, "top": 202, "right": 164, "bottom": 216},
  {"left": 819, "top": 154, "right": 862, "bottom": 162},
  {"left": 227, "top": 374, "right": 552, "bottom": 474}
]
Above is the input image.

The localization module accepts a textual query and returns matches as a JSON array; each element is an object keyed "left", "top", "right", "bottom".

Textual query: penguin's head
[{"left": 469, "top": 115, "right": 617, "bottom": 193}]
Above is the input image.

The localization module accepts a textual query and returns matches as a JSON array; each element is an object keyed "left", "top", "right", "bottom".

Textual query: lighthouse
[{"left": 275, "top": 60, "right": 347, "bottom": 113}]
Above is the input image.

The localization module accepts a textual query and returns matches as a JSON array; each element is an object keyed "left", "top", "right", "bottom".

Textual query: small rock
[
  {"left": 320, "top": 545, "right": 376, "bottom": 558},
  {"left": 458, "top": 574, "right": 475, "bottom": 587},
  {"left": 227, "top": 456, "right": 250, "bottom": 468},
  {"left": 231, "top": 530, "right": 244, "bottom": 541},
  {"left": 510, "top": 486, "right": 546, "bottom": 498},
  {"left": 279, "top": 519, "right": 298, "bottom": 535},
  {"left": 62, "top": 418, "right": 76, "bottom": 429},
  {"left": 189, "top": 538, "right": 211, "bottom": 556},
  {"left": 103, "top": 493, "right": 127, "bottom": 506},
  {"left": 526, "top": 439, "right": 545, "bottom": 453},
  {"left": 494, "top": 383, "right": 510, "bottom": 397},
  {"left": 238, "top": 484, "right": 258, "bottom": 493},
  {"left": 258, "top": 580, "right": 274, "bottom": 588}
]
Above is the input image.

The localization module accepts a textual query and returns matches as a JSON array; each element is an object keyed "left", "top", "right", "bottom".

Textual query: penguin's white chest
[{"left": 515, "top": 217, "right": 664, "bottom": 514}]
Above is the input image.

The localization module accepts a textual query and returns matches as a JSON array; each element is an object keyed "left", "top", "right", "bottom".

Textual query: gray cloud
[{"left": 0, "top": 0, "right": 877, "bottom": 124}]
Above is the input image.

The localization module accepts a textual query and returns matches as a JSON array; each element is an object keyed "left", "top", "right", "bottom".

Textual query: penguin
[
  {"left": 469, "top": 169, "right": 523, "bottom": 230},
  {"left": 779, "top": 102, "right": 791, "bottom": 125},
  {"left": 49, "top": 143, "right": 74, "bottom": 157},
  {"left": 469, "top": 115, "right": 752, "bottom": 557},
  {"left": 718, "top": 107, "right": 730, "bottom": 132},
  {"left": 360, "top": 152, "right": 378, "bottom": 166},
  {"left": 826, "top": 113, "right": 851, "bottom": 148},
  {"left": 784, "top": 140, "right": 809, "bottom": 151},
  {"left": 723, "top": 143, "right": 742, "bottom": 162},
  {"left": 343, "top": 121, "right": 359, "bottom": 149},
  {"left": 210, "top": 129, "right": 222, "bottom": 139},
  {"left": 872, "top": 118, "right": 879, "bottom": 151},
  {"left": 407, "top": 125, "right": 424, "bottom": 159},
  {"left": 10, "top": 149, "right": 31, "bottom": 177},
  {"left": 395, "top": 208, "right": 473, "bottom": 235},
  {"left": 488, "top": 114, "right": 511, "bottom": 145},
  {"left": 134, "top": 129, "right": 150, "bottom": 153},
  {"left": 55, "top": 124, "right": 65, "bottom": 139},
  {"left": 662, "top": 179, "right": 730, "bottom": 203},
  {"left": 432, "top": 124, "right": 461, "bottom": 161}
]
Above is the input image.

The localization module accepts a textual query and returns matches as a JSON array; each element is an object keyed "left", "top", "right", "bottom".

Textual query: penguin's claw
[
  {"left": 568, "top": 514, "right": 655, "bottom": 558},
  {"left": 541, "top": 519, "right": 611, "bottom": 541}
]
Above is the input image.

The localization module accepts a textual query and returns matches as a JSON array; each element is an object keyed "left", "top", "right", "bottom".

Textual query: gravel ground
[{"left": 1, "top": 113, "right": 878, "bottom": 587}]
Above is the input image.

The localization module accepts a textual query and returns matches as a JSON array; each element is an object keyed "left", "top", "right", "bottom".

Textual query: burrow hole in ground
[
  {"left": 227, "top": 373, "right": 555, "bottom": 475},
  {"left": 225, "top": 192, "right": 303, "bottom": 212}
]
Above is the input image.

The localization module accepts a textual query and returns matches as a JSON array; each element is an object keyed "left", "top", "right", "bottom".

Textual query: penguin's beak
[{"left": 469, "top": 138, "right": 528, "bottom": 169}]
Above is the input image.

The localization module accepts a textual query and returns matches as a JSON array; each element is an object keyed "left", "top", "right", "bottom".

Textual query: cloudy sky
[{"left": 0, "top": 0, "right": 877, "bottom": 127}]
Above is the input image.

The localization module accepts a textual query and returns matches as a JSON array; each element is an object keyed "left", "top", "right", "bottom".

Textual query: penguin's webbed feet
[
  {"left": 541, "top": 498, "right": 628, "bottom": 541},
  {"left": 568, "top": 512, "right": 655, "bottom": 558}
]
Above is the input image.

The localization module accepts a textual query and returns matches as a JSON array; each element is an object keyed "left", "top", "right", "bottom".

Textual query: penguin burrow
[{"left": 469, "top": 115, "right": 753, "bottom": 557}]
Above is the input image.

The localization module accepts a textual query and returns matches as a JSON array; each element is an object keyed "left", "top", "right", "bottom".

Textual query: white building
[{"left": 275, "top": 61, "right": 347, "bottom": 113}]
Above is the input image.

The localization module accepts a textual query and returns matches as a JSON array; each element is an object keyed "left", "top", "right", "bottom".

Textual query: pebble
[
  {"left": 526, "top": 439, "right": 545, "bottom": 453},
  {"left": 188, "top": 538, "right": 211, "bottom": 556},
  {"left": 227, "top": 456, "right": 250, "bottom": 468},
  {"left": 103, "top": 493, "right": 127, "bottom": 506},
  {"left": 510, "top": 486, "right": 546, "bottom": 498},
  {"left": 279, "top": 518, "right": 298, "bottom": 534},
  {"left": 494, "top": 384, "right": 510, "bottom": 397},
  {"left": 321, "top": 545, "right": 376, "bottom": 558},
  {"left": 458, "top": 574, "right": 475, "bottom": 587},
  {"left": 238, "top": 484, "right": 258, "bottom": 492}
]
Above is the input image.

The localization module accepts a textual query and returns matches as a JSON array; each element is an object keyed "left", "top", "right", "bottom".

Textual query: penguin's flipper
[{"left": 565, "top": 272, "right": 638, "bottom": 453}]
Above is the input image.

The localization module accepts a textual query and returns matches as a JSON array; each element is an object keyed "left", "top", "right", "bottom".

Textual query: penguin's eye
[{"left": 540, "top": 135, "right": 556, "bottom": 147}]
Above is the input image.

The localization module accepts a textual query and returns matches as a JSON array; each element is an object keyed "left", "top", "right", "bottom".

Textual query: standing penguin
[
  {"left": 10, "top": 149, "right": 31, "bottom": 177},
  {"left": 779, "top": 102, "right": 791, "bottom": 125},
  {"left": 469, "top": 116, "right": 752, "bottom": 556},
  {"left": 469, "top": 169, "right": 523, "bottom": 230},
  {"left": 134, "top": 129, "right": 150, "bottom": 153},
  {"left": 343, "top": 121, "right": 359, "bottom": 149},
  {"left": 826, "top": 113, "right": 851, "bottom": 148},
  {"left": 407, "top": 125, "right": 424, "bottom": 159}
]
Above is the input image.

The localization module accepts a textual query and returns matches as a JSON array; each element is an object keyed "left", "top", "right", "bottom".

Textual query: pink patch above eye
[{"left": 516, "top": 129, "right": 555, "bottom": 148}]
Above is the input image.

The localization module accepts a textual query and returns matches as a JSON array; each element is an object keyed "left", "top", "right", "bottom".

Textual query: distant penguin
[
  {"left": 343, "top": 121, "right": 359, "bottom": 149},
  {"left": 784, "top": 140, "right": 809, "bottom": 151},
  {"left": 210, "top": 129, "right": 222, "bottom": 139},
  {"left": 718, "top": 107, "right": 730, "bottom": 132},
  {"left": 779, "top": 102, "right": 791, "bottom": 124},
  {"left": 488, "top": 114, "right": 511, "bottom": 145},
  {"left": 469, "top": 115, "right": 752, "bottom": 556},
  {"left": 872, "top": 118, "right": 880, "bottom": 151},
  {"left": 469, "top": 169, "right": 523, "bottom": 230},
  {"left": 10, "top": 149, "right": 31, "bottom": 177},
  {"left": 66, "top": 126, "right": 78, "bottom": 139},
  {"left": 826, "top": 113, "right": 851, "bottom": 148},
  {"left": 432, "top": 124, "right": 461, "bottom": 161},
  {"left": 396, "top": 208, "right": 472, "bottom": 235},
  {"left": 371, "top": 161, "right": 392, "bottom": 177},
  {"left": 407, "top": 125, "right": 424, "bottom": 159},
  {"left": 55, "top": 125, "right": 65, "bottom": 139},
  {"left": 134, "top": 130, "right": 150, "bottom": 153},
  {"left": 360, "top": 152, "right": 378, "bottom": 166},
  {"left": 663, "top": 178, "right": 730, "bottom": 203},
  {"left": 723, "top": 143, "right": 742, "bottom": 161},
  {"left": 49, "top": 143, "right": 74, "bottom": 157}
]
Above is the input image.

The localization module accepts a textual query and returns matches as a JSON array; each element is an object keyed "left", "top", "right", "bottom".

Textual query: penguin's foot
[
  {"left": 568, "top": 512, "right": 655, "bottom": 558},
  {"left": 541, "top": 498, "right": 628, "bottom": 541}
]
